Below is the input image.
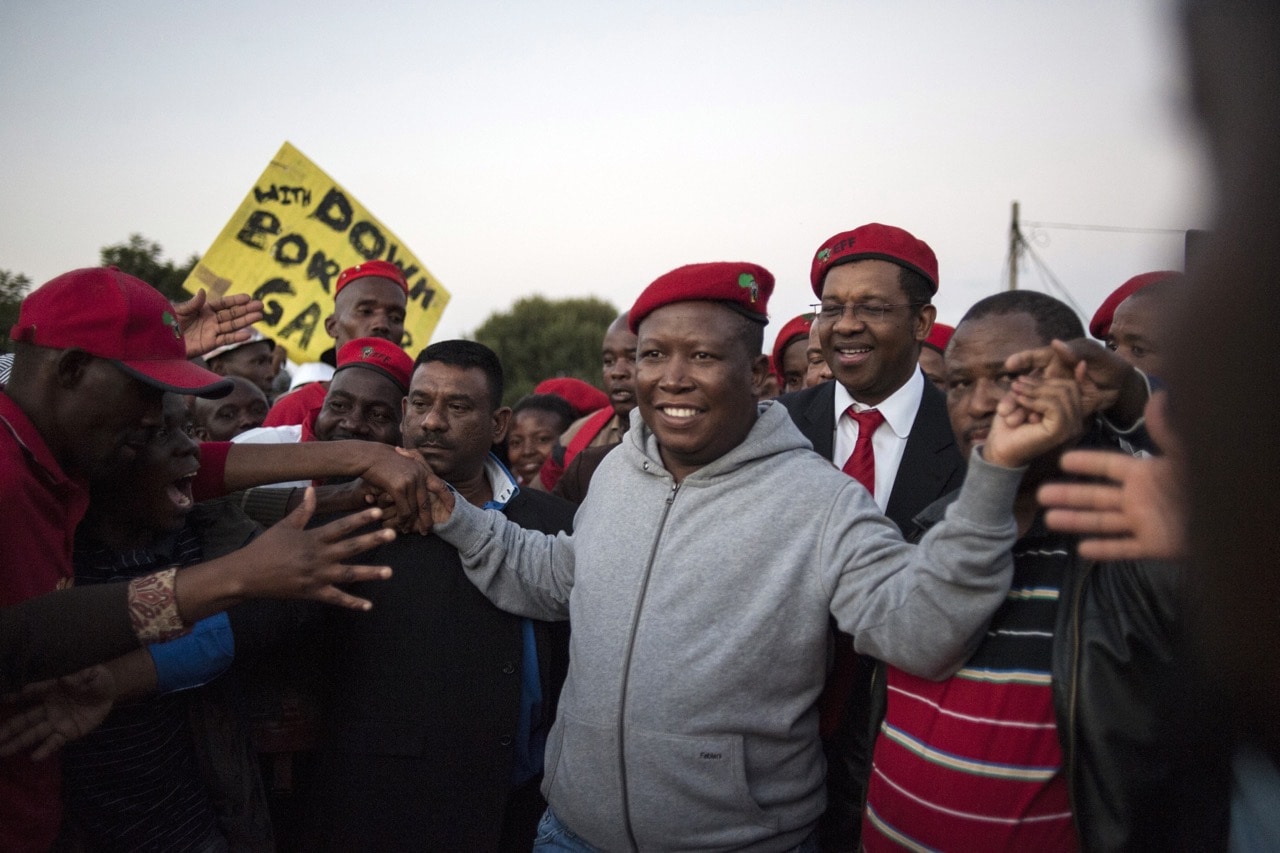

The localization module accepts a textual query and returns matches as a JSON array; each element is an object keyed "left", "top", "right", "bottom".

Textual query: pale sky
[{"left": 0, "top": 0, "right": 1207, "bottom": 353}]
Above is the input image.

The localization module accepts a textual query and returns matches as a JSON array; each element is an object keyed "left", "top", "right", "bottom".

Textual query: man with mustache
[{"left": 304, "top": 340, "right": 576, "bottom": 851}]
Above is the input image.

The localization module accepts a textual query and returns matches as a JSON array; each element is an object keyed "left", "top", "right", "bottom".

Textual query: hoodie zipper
[{"left": 616, "top": 479, "right": 680, "bottom": 852}]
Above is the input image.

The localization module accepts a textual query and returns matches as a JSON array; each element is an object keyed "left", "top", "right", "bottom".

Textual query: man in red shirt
[{"left": 0, "top": 267, "right": 242, "bottom": 851}]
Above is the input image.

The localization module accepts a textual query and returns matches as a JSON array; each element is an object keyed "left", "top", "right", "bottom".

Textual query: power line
[
  {"left": 1021, "top": 240, "right": 1088, "bottom": 319},
  {"left": 1022, "top": 221, "right": 1186, "bottom": 236}
]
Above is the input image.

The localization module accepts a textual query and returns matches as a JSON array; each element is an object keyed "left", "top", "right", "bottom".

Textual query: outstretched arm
[
  {"left": 833, "top": 370, "right": 1089, "bottom": 678},
  {"left": 219, "top": 441, "right": 433, "bottom": 533}
]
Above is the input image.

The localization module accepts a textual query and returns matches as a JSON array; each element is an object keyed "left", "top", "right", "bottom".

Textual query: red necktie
[
  {"left": 820, "top": 407, "right": 887, "bottom": 741},
  {"left": 840, "top": 407, "right": 885, "bottom": 494}
]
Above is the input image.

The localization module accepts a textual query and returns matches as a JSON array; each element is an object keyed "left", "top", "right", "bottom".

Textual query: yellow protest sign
[{"left": 184, "top": 141, "right": 449, "bottom": 363}]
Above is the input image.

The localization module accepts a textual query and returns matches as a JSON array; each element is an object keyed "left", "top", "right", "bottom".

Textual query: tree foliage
[
  {"left": 472, "top": 295, "right": 619, "bottom": 406},
  {"left": 0, "top": 269, "right": 32, "bottom": 352},
  {"left": 99, "top": 234, "right": 199, "bottom": 303}
]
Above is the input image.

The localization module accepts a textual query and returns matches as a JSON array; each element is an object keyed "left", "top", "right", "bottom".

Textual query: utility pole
[{"left": 1008, "top": 200, "right": 1021, "bottom": 290}]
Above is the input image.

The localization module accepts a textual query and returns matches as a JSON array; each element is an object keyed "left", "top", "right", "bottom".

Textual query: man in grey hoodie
[{"left": 423, "top": 262, "right": 1088, "bottom": 852}]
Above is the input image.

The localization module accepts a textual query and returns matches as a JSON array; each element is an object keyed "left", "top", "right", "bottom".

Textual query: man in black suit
[
  {"left": 304, "top": 341, "right": 576, "bottom": 852},
  {"left": 777, "top": 222, "right": 964, "bottom": 851}
]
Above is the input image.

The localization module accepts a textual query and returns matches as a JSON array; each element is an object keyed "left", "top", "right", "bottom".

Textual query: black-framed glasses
[{"left": 809, "top": 301, "right": 923, "bottom": 323}]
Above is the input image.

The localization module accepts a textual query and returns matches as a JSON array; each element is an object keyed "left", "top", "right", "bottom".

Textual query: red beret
[
  {"left": 629, "top": 262, "right": 774, "bottom": 333},
  {"left": 810, "top": 223, "right": 939, "bottom": 298},
  {"left": 534, "top": 377, "right": 610, "bottom": 417},
  {"left": 335, "top": 336, "right": 414, "bottom": 393},
  {"left": 335, "top": 260, "right": 409, "bottom": 298},
  {"left": 770, "top": 312, "right": 815, "bottom": 376},
  {"left": 923, "top": 321, "right": 955, "bottom": 354},
  {"left": 1088, "top": 270, "right": 1180, "bottom": 339}
]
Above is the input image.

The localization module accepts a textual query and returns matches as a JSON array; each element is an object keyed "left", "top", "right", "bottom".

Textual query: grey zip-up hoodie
[{"left": 435, "top": 401, "right": 1023, "bottom": 852}]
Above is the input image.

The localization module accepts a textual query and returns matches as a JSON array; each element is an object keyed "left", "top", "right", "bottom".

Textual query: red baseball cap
[
  {"left": 1089, "top": 271, "right": 1180, "bottom": 339},
  {"left": 534, "top": 377, "right": 610, "bottom": 417},
  {"left": 335, "top": 260, "right": 409, "bottom": 297},
  {"left": 923, "top": 321, "right": 955, "bottom": 354},
  {"left": 810, "top": 223, "right": 939, "bottom": 298},
  {"left": 335, "top": 337, "right": 414, "bottom": 393},
  {"left": 630, "top": 262, "right": 774, "bottom": 333},
  {"left": 11, "top": 267, "right": 231, "bottom": 397}
]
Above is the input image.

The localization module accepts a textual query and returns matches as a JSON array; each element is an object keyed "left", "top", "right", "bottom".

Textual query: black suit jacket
[
  {"left": 777, "top": 377, "right": 964, "bottom": 534},
  {"left": 777, "top": 377, "right": 965, "bottom": 849},
  {"left": 305, "top": 488, "right": 577, "bottom": 852}
]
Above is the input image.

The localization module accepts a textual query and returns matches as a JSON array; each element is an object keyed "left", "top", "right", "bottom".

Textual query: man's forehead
[
  {"left": 409, "top": 361, "right": 490, "bottom": 397},
  {"left": 638, "top": 300, "right": 742, "bottom": 341},
  {"left": 330, "top": 366, "right": 404, "bottom": 405},
  {"left": 948, "top": 313, "right": 1044, "bottom": 365},
  {"left": 603, "top": 324, "right": 638, "bottom": 352}
]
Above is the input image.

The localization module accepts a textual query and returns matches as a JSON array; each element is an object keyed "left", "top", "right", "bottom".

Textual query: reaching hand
[
  {"left": 1036, "top": 391, "right": 1187, "bottom": 560},
  {"left": 173, "top": 289, "right": 266, "bottom": 359},
  {"left": 393, "top": 446, "right": 457, "bottom": 526},
  {"left": 0, "top": 665, "right": 116, "bottom": 761},
  {"left": 175, "top": 488, "right": 396, "bottom": 622},
  {"left": 982, "top": 369, "right": 1085, "bottom": 469},
  {"left": 1004, "top": 338, "right": 1147, "bottom": 426},
  {"left": 353, "top": 445, "right": 435, "bottom": 534},
  {"left": 231, "top": 488, "right": 396, "bottom": 610}
]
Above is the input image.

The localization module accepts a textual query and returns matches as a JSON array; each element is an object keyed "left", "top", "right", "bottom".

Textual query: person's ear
[
  {"left": 914, "top": 303, "right": 937, "bottom": 344},
  {"left": 54, "top": 348, "right": 93, "bottom": 390},
  {"left": 749, "top": 353, "right": 771, "bottom": 394},
  {"left": 492, "top": 406, "right": 513, "bottom": 444}
]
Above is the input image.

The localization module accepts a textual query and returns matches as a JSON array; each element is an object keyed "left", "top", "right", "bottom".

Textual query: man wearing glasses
[{"left": 777, "top": 223, "right": 964, "bottom": 850}]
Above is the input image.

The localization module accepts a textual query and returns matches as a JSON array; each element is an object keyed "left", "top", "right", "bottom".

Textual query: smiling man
[
  {"left": 421, "top": 261, "right": 1085, "bottom": 852},
  {"left": 778, "top": 224, "right": 967, "bottom": 847}
]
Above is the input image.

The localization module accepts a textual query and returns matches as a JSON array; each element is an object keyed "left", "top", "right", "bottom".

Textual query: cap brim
[{"left": 114, "top": 358, "right": 234, "bottom": 398}]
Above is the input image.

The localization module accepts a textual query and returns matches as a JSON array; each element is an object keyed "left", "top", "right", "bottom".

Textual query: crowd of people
[{"left": 3, "top": 5, "right": 1279, "bottom": 851}]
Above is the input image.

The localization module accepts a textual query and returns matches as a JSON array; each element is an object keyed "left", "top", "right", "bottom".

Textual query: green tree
[
  {"left": 472, "top": 295, "right": 619, "bottom": 406},
  {"left": 0, "top": 269, "right": 32, "bottom": 352},
  {"left": 99, "top": 234, "right": 199, "bottom": 302}
]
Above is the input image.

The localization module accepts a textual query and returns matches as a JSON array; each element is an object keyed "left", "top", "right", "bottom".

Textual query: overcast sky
[{"left": 0, "top": 0, "right": 1207, "bottom": 351}]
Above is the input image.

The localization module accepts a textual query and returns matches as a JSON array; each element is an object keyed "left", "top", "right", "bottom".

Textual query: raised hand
[
  {"left": 982, "top": 369, "right": 1085, "bottom": 469},
  {"left": 1004, "top": 338, "right": 1147, "bottom": 426},
  {"left": 173, "top": 289, "right": 266, "bottom": 359},
  {"left": 1037, "top": 391, "right": 1187, "bottom": 560},
  {"left": 175, "top": 488, "right": 395, "bottom": 622}
]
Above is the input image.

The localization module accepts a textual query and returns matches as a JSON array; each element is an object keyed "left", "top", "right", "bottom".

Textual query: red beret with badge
[
  {"left": 629, "top": 262, "right": 774, "bottom": 333},
  {"left": 810, "top": 223, "right": 939, "bottom": 298},
  {"left": 335, "top": 336, "right": 414, "bottom": 393}
]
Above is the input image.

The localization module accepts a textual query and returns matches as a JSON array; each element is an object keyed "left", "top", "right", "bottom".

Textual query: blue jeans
[
  {"left": 533, "top": 807, "right": 820, "bottom": 852},
  {"left": 533, "top": 808, "right": 602, "bottom": 853}
]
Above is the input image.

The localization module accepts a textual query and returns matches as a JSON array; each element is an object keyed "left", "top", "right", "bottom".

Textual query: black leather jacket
[{"left": 902, "top": 494, "right": 1230, "bottom": 851}]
